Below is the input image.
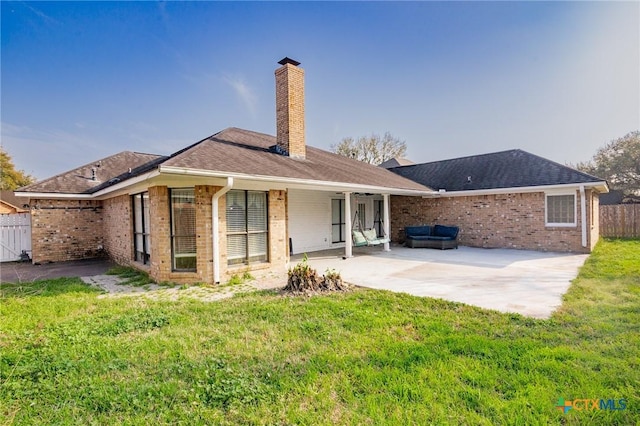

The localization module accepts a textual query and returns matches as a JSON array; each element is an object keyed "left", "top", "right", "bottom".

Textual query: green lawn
[{"left": 1, "top": 239, "right": 638, "bottom": 425}]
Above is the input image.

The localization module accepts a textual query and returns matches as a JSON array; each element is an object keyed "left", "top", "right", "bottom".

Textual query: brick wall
[
  {"left": 195, "top": 185, "right": 216, "bottom": 283},
  {"left": 103, "top": 194, "right": 133, "bottom": 265},
  {"left": 275, "top": 62, "right": 305, "bottom": 159},
  {"left": 268, "top": 189, "right": 289, "bottom": 269},
  {"left": 589, "top": 190, "right": 600, "bottom": 251},
  {"left": 148, "top": 186, "right": 172, "bottom": 282},
  {"left": 391, "top": 190, "right": 595, "bottom": 253},
  {"left": 30, "top": 199, "right": 104, "bottom": 263}
]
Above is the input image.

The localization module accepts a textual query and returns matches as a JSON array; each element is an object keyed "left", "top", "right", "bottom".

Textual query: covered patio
[{"left": 294, "top": 245, "right": 589, "bottom": 319}]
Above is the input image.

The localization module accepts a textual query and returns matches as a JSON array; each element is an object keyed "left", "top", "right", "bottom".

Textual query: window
[
  {"left": 132, "top": 192, "right": 150, "bottom": 264},
  {"left": 331, "top": 199, "right": 345, "bottom": 243},
  {"left": 226, "top": 190, "right": 268, "bottom": 266},
  {"left": 357, "top": 202, "right": 366, "bottom": 229},
  {"left": 374, "top": 200, "right": 384, "bottom": 237},
  {"left": 546, "top": 193, "right": 576, "bottom": 226},
  {"left": 170, "top": 188, "right": 196, "bottom": 271}
]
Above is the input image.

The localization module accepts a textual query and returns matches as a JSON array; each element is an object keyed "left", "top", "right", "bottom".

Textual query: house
[
  {"left": 16, "top": 58, "right": 430, "bottom": 284},
  {"left": 388, "top": 150, "right": 608, "bottom": 253},
  {"left": 0, "top": 190, "right": 29, "bottom": 214},
  {"left": 16, "top": 57, "right": 609, "bottom": 284},
  {"left": 379, "top": 157, "right": 414, "bottom": 168}
]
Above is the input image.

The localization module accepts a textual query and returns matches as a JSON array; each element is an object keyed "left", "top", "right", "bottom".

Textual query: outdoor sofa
[{"left": 404, "top": 225, "right": 459, "bottom": 250}]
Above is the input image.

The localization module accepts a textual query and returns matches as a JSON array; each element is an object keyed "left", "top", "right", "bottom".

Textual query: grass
[
  {"left": 0, "top": 238, "right": 638, "bottom": 424},
  {"left": 106, "top": 266, "right": 158, "bottom": 287}
]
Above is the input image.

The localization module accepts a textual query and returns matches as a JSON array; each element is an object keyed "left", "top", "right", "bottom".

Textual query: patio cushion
[
  {"left": 404, "top": 225, "right": 432, "bottom": 237},
  {"left": 352, "top": 230, "right": 367, "bottom": 246},
  {"left": 363, "top": 229, "right": 378, "bottom": 241},
  {"left": 434, "top": 225, "right": 459, "bottom": 239},
  {"left": 419, "top": 235, "right": 452, "bottom": 241}
]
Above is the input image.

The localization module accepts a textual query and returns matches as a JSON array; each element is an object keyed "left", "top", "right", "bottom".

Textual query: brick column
[
  {"left": 195, "top": 185, "right": 216, "bottom": 283},
  {"left": 148, "top": 186, "right": 170, "bottom": 282},
  {"left": 268, "top": 189, "right": 288, "bottom": 269}
]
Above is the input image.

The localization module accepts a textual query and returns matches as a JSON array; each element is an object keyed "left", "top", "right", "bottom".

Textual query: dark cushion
[
  {"left": 408, "top": 235, "right": 454, "bottom": 241},
  {"left": 434, "top": 225, "right": 459, "bottom": 239},
  {"left": 405, "top": 226, "right": 432, "bottom": 237}
]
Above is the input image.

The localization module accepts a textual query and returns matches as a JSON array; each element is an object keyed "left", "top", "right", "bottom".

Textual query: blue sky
[{"left": 2, "top": 1, "right": 638, "bottom": 180}]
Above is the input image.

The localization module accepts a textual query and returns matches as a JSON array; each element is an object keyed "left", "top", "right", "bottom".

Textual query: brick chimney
[{"left": 275, "top": 57, "right": 305, "bottom": 159}]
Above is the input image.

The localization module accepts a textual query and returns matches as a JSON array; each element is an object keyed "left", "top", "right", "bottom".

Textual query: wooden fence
[
  {"left": 1, "top": 213, "right": 32, "bottom": 262},
  {"left": 600, "top": 204, "right": 640, "bottom": 238}
]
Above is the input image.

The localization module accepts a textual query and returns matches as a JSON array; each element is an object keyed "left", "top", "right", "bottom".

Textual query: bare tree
[
  {"left": 331, "top": 132, "right": 407, "bottom": 165},
  {"left": 576, "top": 131, "right": 640, "bottom": 202}
]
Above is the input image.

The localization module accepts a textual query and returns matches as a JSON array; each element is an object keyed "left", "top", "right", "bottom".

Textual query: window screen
[
  {"left": 331, "top": 199, "right": 345, "bottom": 243},
  {"left": 226, "top": 190, "right": 268, "bottom": 266},
  {"left": 171, "top": 188, "right": 196, "bottom": 271},
  {"left": 546, "top": 194, "right": 576, "bottom": 225},
  {"left": 132, "top": 192, "right": 150, "bottom": 264}
]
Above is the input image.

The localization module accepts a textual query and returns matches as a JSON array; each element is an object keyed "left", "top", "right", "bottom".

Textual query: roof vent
[
  {"left": 91, "top": 168, "right": 98, "bottom": 181},
  {"left": 467, "top": 176, "right": 472, "bottom": 183}
]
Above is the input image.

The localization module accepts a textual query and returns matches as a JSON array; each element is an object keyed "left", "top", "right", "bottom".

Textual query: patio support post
[
  {"left": 580, "top": 185, "right": 587, "bottom": 248},
  {"left": 383, "top": 193, "right": 390, "bottom": 251},
  {"left": 344, "top": 192, "right": 352, "bottom": 258}
]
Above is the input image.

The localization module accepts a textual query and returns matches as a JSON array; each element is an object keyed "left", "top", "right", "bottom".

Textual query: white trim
[
  {"left": 212, "top": 177, "right": 234, "bottom": 283},
  {"left": 13, "top": 192, "right": 94, "bottom": 200},
  {"left": 15, "top": 170, "right": 162, "bottom": 200},
  {"left": 545, "top": 191, "right": 577, "bottom": 227},
  {"left": 344, "top": 192, "right": 352, "bottom": 258},
  {"left": 158, "top": 166, "right": 431, "bottom": 196},
  {"left": 423, "top": 181, "right": 608, "bottom": 198},
  {"left": 383, "top": 194, "right": 390, "bottom": 252}
]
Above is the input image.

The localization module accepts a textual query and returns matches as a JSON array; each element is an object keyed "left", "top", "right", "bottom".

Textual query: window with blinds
[
  {"left": 170, "top": 188, "right": 196, "bottom": 271},
  {"left": 331, "top": 199, "right": 345, "bottom": 243},
  {"left": 546, "top": 193, "right": 576, "bottom": 226},
  {"left": 226, "top": 190, "right": 268, "bottom": 266},
  {"left": 132, "top": 192, "right": 150, "bottom": 264}
]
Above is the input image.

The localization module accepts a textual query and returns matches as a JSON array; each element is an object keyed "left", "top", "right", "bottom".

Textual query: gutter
[
  {"left": 212, "top": 177, "right": 234, "bottom": 283},
  {"left": 15, "top": 170, "right": 162, "bottom": 200},
  {"left": 158, "top": 165, "right": 432, "bottom": 196},
  {"left": 423, "top": 181, "right": 609, "bottom": 198}
]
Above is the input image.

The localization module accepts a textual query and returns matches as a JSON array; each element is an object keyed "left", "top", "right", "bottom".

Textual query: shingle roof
[
  {"left": 379, "top": 157, "right": 414, "bottom": 168},
  {"left": 0, "top": 190, "right": 29, "bottom": 210},
  {"left": 19, "top": 151, "right": 165, "bottom": 194},
  {"left": 389, "top": 149, "right": 606, "bottom": 192},
  {"left": 163, "top": 128, "right": 428, "bottom": 191},
  {"left": 19, "top": 128, "right": 430, "bottom": 194}
]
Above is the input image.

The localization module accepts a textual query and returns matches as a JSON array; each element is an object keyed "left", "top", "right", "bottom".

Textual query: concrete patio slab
[{"left": 297, "top": 245, "right": 588, "bottom": 319}]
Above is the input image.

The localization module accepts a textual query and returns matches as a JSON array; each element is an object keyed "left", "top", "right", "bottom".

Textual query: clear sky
[{"left": 2, "top": 1, "right": 639, "bottom": 180}]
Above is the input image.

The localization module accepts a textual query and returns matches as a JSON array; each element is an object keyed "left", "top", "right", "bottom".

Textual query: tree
[
  {"left": 0, "top": 147, "right": 35, "bottom": 190},
  {"left": 331, "top": 132, "right": 407, "bottom": 165},
  {"left": 576, "top": 131, "right": 640, "bottom": 202}
]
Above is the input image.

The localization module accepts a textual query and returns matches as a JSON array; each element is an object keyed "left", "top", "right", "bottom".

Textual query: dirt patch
[{"left": 81, "top": 269, "right": 288, "bottom": 302}]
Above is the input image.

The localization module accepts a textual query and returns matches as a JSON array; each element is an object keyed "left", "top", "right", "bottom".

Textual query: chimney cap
[{"left": 278, "top": 57, "right": 300, "bottom": 66}]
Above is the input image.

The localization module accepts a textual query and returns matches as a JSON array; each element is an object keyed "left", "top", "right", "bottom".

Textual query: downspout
[
  {"left": 213, "top": 177, "right": 234, "bottom": 283},
  {"left": 580, "top": 185, "right": 587, "bottom": 248}
]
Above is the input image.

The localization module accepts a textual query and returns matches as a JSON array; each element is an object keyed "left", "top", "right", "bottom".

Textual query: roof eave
[
  {"left": 422, "top": 181, "right": 609, "bottom": 198},
  {"left": 158, "top": 165, "right": 434, "bottom": 196}
]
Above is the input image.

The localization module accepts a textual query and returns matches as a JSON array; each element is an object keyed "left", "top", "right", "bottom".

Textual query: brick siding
[
  {"left": 391, "top": 190, "right": 597, "bottom": 253},
  {"left": 103, "top": 194, "right": 133, "bottom": 265},
  {"left": 275, "top": 63, "right": 305, "bottom": 159},
  {"left": 29, "top": 199, "right": 104, "bottom": 263}
]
